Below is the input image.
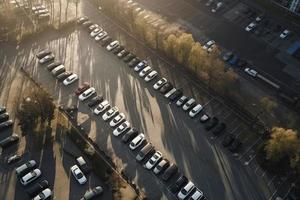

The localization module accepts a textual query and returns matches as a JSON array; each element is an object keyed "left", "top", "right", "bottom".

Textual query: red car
[{"left": 75, "top": 82, "right": 90, "bottom": 96}]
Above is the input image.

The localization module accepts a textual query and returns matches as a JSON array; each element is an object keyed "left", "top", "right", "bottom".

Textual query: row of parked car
[
  {"left": 77, "top": 16, "right": 210, "bottom": 200},
  {"left": 0, "top": 106, "right": 14, "bottom": 132},
  {"left": 10, "top": 1, "right": 50, "bottom": 21}
]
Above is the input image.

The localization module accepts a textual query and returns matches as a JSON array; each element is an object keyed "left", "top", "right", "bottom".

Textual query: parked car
[
  {"left": 123, "top": 53, "right": 135, "bottom": 63},
  {"left": 71, "top": 165, "right": 87, "bottom": 184},
  {"left": 228, "top": 55, "right": 240, "bottom": 65},
  {"left": 237, "top": 59, "right": 247, "bottom": 68},
  {"left": 136, "top": 143, "right": 155, "bottom": 162},
  {"left": 102, "top": 106, "right": 119, "bottom": 121},
  {"left": 128, "top": 57, "right": 140, "bottom": 67},
  {"left": 77, "top": 16, "right": 89, "bottom": 24},
  {"left": 100, "top": 36, "right": 112, "bottom": 46},
  {"left": 211, "top": 2, "right": 223, "bottom": 13},
  {"left": 90, "top": 28, "right": 103, "bottom": 37},
  {"left": 122, "top": 128, "right": 138, "bottom": 143},
  {"left": 95, "top": 31, "right": 107, "bottom": 41},
  {"left": 46, "top": 62, "right": 61, "bottom": 71},
  {"left": 189, "top": 189, "right": 204, "bottom": 200},
  {"left": 75, "top": 82, "right": 90, "bottom": 95},
  {"left": 63, "top": 74, "right": 78, "bottom": 86},
  {"left": 36, "top": 50, "right": 51, "bottom": 59},
  {"left": 244, "top": 67, "right": 258, "bottom": 77},
  {"left": 169, "top": 90, "right": 183, "bottom": 102},
  {"left": 222, "top": 51, "right": 233, "bottom": 61},
  {"left": 51, "top": 65, "right": 65, "bottom": 76},
  {"left": 189, "top": 104, "right": 203, "bottom": 117},
  {"left": 0, "top": 119, "right": 13, "bottom": 131},
  {"left": 16, "top": 160, "right": 37, "bottom": 177},
  {"left": 183, "top": 98, "right": 196, "bottom": 111},
  {"left": 162, "top": 163, "right": 178, "bottom": 181},
  {"left": 110, "top": 113, "right": 125, "bottom": 127},
  {"left": 112, "top": 45, "right": 124, "bottom": 55},
  {"left": 245, "top": 22, "right": 256, "bottom": 32},
  {"left": 129, "top": 133, "right": 145, "bottom": 150},
  {"left": 212, "top": 122, "right": 226, "bottom": 135},
  {"left": 27, "top": 180, "right": 49, "bottom": 198},
  {"left": 200, "top": 113, "right": 210, "bottom": 123},
  {"left": 134, "top": 60, "right": 147, "bottom": 72},
  {"left": 164, "top": 88, "right": 177, "bottom": 98},
  {"left": 202, "top": 40, "right": 215, "bottom": 50},
  {"left": 32, "top": 5, "right": 46, "bottom": 12},
  {"left": 145, "top": 151, "right": 162, "bottom": 169},
  {"left": 39, "top": 54, "right": 54, "bottom": 64},
  {"left": 0, "top": 106, "right": 6, "bottom": 115},
  {"left": 80, "top": 186, "right": 103, "bottom": 200},
  {"left": 20, "top": 168, "right": 41, "bottom": 186},
  {"left": 113, "top": 121, "right": 130, "bottom": 136},
  {"left": 153, "top": 158, "right": 170, "bottom": 174},
  {"left": 32, "top": 188, "right": 51, "bottom": 200},
  {"left": 88, "top": 24, "right": 99, "bottom": 32},
  {"left": 229, "top": 139, "right": 242, "bottom": 152},
  {"left": 169, "top": 175, "right": 188, "bottom": 193},
  {"left": 117, "top": 49, "right": 129, "bottom": 58},
  {"left": 38, "top": 13, "right": 50, "bottom": 20},
  {"left": 87, "top": 95, "right": 103, "bottom": 107},
  {"left": 222, "top": 134, "right": 235, "bottom": 147},
  {"left": 159, "top": 82, "right": 173, "bottom": 94},
  {"left": 153, "top": 78, "right": 167, "bottom": 90},
  {"left": 57, "top": 71, "right": 73, "bottom": 81},
  {"left": 205, "top": 0, "right": 214, "bottom": 6},
  {"left": 144, "top": 70, "right": 158, "bottom": 82},
  {"left": 78, "top": 87, "right": 96, "bottom": 101},
  {"left": 0, "top": 112, "right": 9, "bottom": 123},
  {"left": 0, "top": 133, "right": 19, "bottom": 149},
  {"left": 82, "top": 21, "right": 93, "bottom": 27},
  {"left": 205, "top": 117, "right": 219, "bottom": 130},
  {"left": 139, "top": 66, "right": 152, "bottom": 77},
  {"left": 280, "top": 29, "right": 290, "bottom": 39},
  {"left": 176, "top": 96, "right": 188, "bottom": 106},
  {"left": 7, "top": 154, "right": 22, "bottom": 164},
  {"left": 106, "top": 40, "right": 119, "bottom": 51},
  {"left": 177, "top": 181, "right": 195, "bottom": 200},
  {"left": 76, "top": 156, "right": 91, "bottom": 174},
  {"left": 93, "top": 100, "right": 110, "bottom": 115}
]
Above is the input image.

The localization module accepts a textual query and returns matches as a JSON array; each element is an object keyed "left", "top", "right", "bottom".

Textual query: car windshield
[
  {"left": 67, "top": 76, "right": 74, "bottom": 81},
  {"left": 76, "top": 171, "right": 83, "bottom": 179},
  {"left": 182, "top": 188, "right": 188, "bottom": 195},
  {"left": 115, "top": 115, "right": 121, "bottom": 121},
  {"left": 149, "top": 159, "right": 155, "bottom": 164},
  {"left": 39, "top": 193, "right": 45, "bottom": 198}
]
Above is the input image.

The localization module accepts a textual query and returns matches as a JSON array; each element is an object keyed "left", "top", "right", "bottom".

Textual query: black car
[
  {"left": 168, "top": 90, "right": 183, "bottom": 102},
  {"left": 57, "top": 71, "right": 73, "bottom": 81},
  {"left": 46, "top": 62, "right": 62, "bottom": 71},
  {"left": 169, "top": 175, "right": 188, "bottom": 193},
  {"left": 87, "top": 95, "right": 103, "bottom": 107},
  {"left": 128, "top": 57, "right": 140, "bottom": 68},
  {"left": 222, "top": 134, "right": 235, "bottom": 147},
  {"left": 100, "top": 36, "right": 112, "bottom": 46},
  {"left": 162, "top": 163, "right": 178, "bottom": 181},
  {"left": 36, "top": 50, "right": 51, "bottom": 59},
  {"left": 212, "top": 123, "right": 226, "bottom": 135},
  {"left": 123, "top": 53, "right": 135, "bottom": 63},
  {"left": 0, "top": 112, "right": 9, "bottom": 123},
  {"left": 117, "top": 49, "right": 129, "bottom": 58},
  {"left": 229, "top": 139, "right": 242, "bottom": 152},
  {"left": 122, "top": 128, "right": 138, "bottom": 143},
  {"left": 0, "top": 106, "right": 6, "bottom": 115},
  {"left": 237, "top": 59, "right": 247, "bottom": 68},
  {"left": 0, "top": 119, "right": 13, "bottom": 131},
  {"left": 159, "top": 82, "right": 173, "bottom": 94},
  {"left": 0, "top": 134, "right": 19, "bottom": 148},
  {"left": 27, "top": 180, "right": 49, "bottom": 198},
  {"left": 112, "top": 45, "right": 124, "bottom": 55},
  {"left": 205, "top": 117, "right": 218, "bottom": 131}
]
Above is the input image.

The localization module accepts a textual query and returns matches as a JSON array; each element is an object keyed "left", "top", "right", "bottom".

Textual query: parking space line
[{"left": 238, "top": 135, "right": 263, "bottom": 159}]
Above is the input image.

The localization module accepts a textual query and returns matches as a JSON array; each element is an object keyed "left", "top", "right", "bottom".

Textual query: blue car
[{"left": 228, "top": 55, "right": 240, "bottom": 66}]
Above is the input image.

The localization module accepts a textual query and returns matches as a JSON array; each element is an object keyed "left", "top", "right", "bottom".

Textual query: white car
[
  {"left": 280, "top": 29, "right": 290, "bottom": 39},
  {"left": 94, "top": 100, "right": 109, "bottom": 115},
  {"left": 144, "top": 70, "right": 157, "bottom": 82},
  {"left": 245, "top": 22, "right": 256, "bottom": 32},
  {"left": 244, "top": 67, "right": 258, "bottom": 77},
  {"left": 20, "top": 169, "right": 41, "bottom": 186},
  {"left": 207, "top": 44, "right": 215, "bottom": 53},
  {"left": 145, "top": 151, "right": 162, "bottom": 169},
  {"left": 189, "top": 104, "right": 203, "bottom": 118},
  {"left": 153, "top": 78, "right": 167, "bottom": 90},
  {"left": 38, "top": 54, "right": 54, "bottom": 64},
  {"left": 139, "top": 66, "right": 152, "bottom": 77},
  {"left": 211, "top": 2, "right": 223, "bottom": 13},
  {"left": 32, "top": 5, "right": 46, "bottom": 11},
  {"left": 63, "top": 74, "right": 78, "bottom": 86},
  {"left": 70, "top": 165, "right": 87, "bottom": 184},
  {"left": 78, "top": 87, "right": 96, "bottom": 101},
  {"left": 106, "top": 40, "right": 119, "bottom": 51},
  {"left": 153, "top": 159, "right": 169, "bottom": 174},
  {"left": 16, "top": 160, "right": 37, "bottom": 176},
  {"left": 164, "top": 88, "right": 176, "bottom": 98},
  {"left": 95, "top": 31, "right": 107, "bottom": 41},
  {"left": 33, "top": 188, "right": 52, "bottom": 200},
  {"left": 90, "top": 28, "right": 102, "bottom": 37},
  {"left": 129, "top": 133, "right": 145, "bottom": 150},
  {"left": 183, "top": 98, "right": 196, "bottom": 111},
  {"left": 89, "top": 24, "right": 99, "bottom": 31},
  {"left": 206, "top": 0, "right": 214, "bottom": 6},
  {"left": 35, "top": 9, "right": 49, "bottom": 15},
  {"left": 202, "top": 40, "right": 215, "bottom": 50},
  {"left": 177, "top": 181, "right": 195, "bottom": 200},
  {"left": 113, "top": 121, "right": 130, "bottom": 136},
  {"left": 110, "top": 113, "right": 125, "bottom": 127},
  {"left": 189, "top": 189, "right": 204, "bottom": 200},
  {"left": 176, "top": 96, "right": 188, "bottom": 106},
  {"left": 102, "top": 106, "right": 118, "bottom": 121}
]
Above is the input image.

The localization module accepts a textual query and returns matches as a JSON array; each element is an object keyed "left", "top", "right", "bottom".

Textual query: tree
[
  {"left": 174, "top": 33, "right": 194, "bottom": 65},
  {"left": 260, "top": 96, "right": 278, "bottom": 113},
  {"left": 291, "top": 152, "right": 300, "bottom": 174},
  {"left": 187, "top": 42, "right": 205, "bottom": 72},
  {"left": 163, "top": 34, "right": 177, "bottom": 58}
]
